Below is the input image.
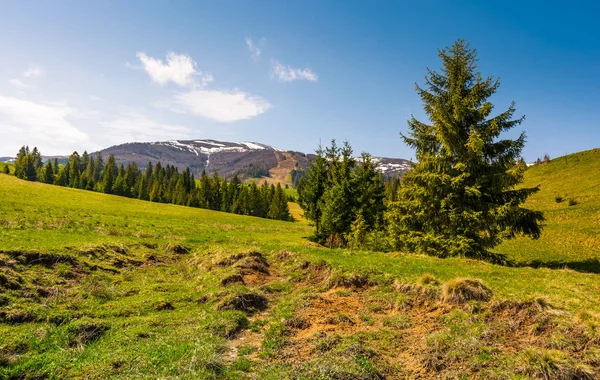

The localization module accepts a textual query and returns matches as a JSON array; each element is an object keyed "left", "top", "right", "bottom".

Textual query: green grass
[
  {"left": 496, "top": 148, "right": 600, "bottom": 271},
  {"left": 1, "top": 152, "right": 600, "bottom": 378}
]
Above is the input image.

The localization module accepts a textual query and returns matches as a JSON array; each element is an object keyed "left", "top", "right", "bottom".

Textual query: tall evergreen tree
[
  {"left": 267, "top": 183, "right": 292, "bottom": 221},
  {"left": 320, "top": 141, "right": 356, "bottom": 238},
  {"left": 54, "top": 166, "right": 68, "bottom": 186},
  {"left": 23, "top": 154, "right": 38, "bottom": 181},
  {"left": 298, "top": 145, "right": 328, "bottom": 235},
  {"left": 67, "top": 152, "right": 81, "bottom": 188},
  {"left": 102, "top": 155, "right": 117, "bottom": 194},
  {"left": 53, "top": 158, "right": 60, "bottom": 176},
  {"left": 41, "top": 161, "right": 54, "bottom": 184},
  {"left": 386, "top": 40, "right": 544, "bottom": 260},
  {"left": 353, "top": 153, "right": 385, "bottom": 230},
  {"left": 14, "top": 146, "right": 28, "bottom": 179},
  {"left": 31, "top": 147, "right": 43, "bottom": 172}
]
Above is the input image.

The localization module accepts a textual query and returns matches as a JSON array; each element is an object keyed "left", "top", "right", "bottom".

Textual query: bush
[
  {"left": 555, "top": 195, "right": 564, "bottom": 203},
  {"left": 568, "top": 198, "right": 578, "bottom": 206}
]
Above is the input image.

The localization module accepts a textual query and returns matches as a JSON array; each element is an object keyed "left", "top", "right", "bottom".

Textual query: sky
[{"left": 0, "top": 0, "right": 598, "bottom": 161}]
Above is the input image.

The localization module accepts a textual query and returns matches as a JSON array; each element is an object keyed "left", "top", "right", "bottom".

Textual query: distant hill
[{"left": 94, "top": 139, "right": 412, "bottom": 184}]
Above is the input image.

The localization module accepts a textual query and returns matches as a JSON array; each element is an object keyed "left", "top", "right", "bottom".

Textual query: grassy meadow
[
  {"left": 496, "top": 149, "right": 600, "bottom": 271},
  {"left": 1, "top": 151, "right": 600, "bottom": 378}
]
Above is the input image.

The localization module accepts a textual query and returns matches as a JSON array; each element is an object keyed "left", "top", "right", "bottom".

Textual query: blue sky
[{"left": 0, "top": 0, "right": 598, "bottom": 161}]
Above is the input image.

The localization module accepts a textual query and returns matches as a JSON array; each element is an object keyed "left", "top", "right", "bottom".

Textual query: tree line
[
  {"left": 298, "top": 40, "right": 543, "bottom": 261},
  {"left": 11, "top": 147, "right": 292, "bottom": 222}
]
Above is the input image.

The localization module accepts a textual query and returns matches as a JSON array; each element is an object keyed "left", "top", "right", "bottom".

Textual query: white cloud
[
  {"left": 271, "top": 60, "right": 318, "bottom": 82},
  {"left": 0, "top": 94, "right": 93, "bottom": 155},
  {"left": 9, "top": 79, "right": 30, "bottom": 89},
  {"left": 136, "top": 52, "right": 212, "bottom": 87},
  {"left": 23, "top": 66, "right": 42, "bottom": 78},
  {"left": 245, "top": 37, "right": 261, "bottom": 60},
  {"left": 136, "top": 50, "right": 270, "bottom": 123},
  {"left": 99, "top": 111, "right": 191, "bottom": 144},
  {"left": 164, "top": 89, "right": 271, "bottom": 123}
]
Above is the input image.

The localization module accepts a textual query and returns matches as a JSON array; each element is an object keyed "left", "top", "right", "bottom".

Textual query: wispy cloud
[
  {"left": 0, "top": 94, "right": 92, "bottom": 155},
  {"left": 136, "top": 52, "right": 212, "bottom": 87},
  {"left": 245, "top": 37, "right": 262, "bottom": 60},
  {"left": 100, "top": 111, "right": 191, "bottom": 144},
  {"left": 163, "top": 89, "right": 271, "bottom": 123},
  {"left": 8, "top": 65, "right": 44, "bottom": 89},
  {"left": 23, "top": 66, "right": 43, "bottom": 78},
  {"left": 9, "top": 79, "right": 31, "bottom": 89},
  {"left": 271, "top": 60, "right": 318, "bottom": 82}
]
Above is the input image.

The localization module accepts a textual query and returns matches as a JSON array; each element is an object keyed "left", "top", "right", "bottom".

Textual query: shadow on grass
[{"left": 511, "top": 258, "right": 600, "bottom": 274}]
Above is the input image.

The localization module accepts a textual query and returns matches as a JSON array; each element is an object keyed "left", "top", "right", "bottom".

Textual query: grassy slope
[
  {"left": 1, "top": 167, "right": 600, "bottom": 378},
  {"left": 496, "top": 149, "right": 600, "bottom": 270}
]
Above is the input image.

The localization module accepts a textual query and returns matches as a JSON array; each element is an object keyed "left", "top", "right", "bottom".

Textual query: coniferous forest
[{"left": 12, "top": 146, "right": 293, "bottom": 222}]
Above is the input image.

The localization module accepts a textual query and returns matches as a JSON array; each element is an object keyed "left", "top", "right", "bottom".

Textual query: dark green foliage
[
  {"left": 387, "top": 40, "right": 544, "bottom": 259},
  {"left": 40, "top": 161, "right": 54, "bottom": 184},
  {"left": 298, "top": 145, "right": 328, "bottom": 235},
  {"left": 13, "top": 146, "right": 42, "bottom": 181},
  {"left": 298, "top": 140, "right": 385, "bottom": 245},
  {"left": 102, "top": 155, "right": 117, "bottom": 194},
  {"left": 2, "top": 164, "right": 9, "bottom": 175},
  {"left": 11, "top": 147, "right": 293, "bottom": 222},
  {"left": 267, "top": 183, "right": 292, "bottom": 221},
  {"left": 290, "top": 168, "right": 307, "bottom": 187},
  {"left": 235, "top": 164, "right": 269, "bottom": 179}
]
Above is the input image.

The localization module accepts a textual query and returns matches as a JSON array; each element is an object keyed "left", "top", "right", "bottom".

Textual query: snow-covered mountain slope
[{"left": 94, "top": 139, "right": 411, "bottom": 182}]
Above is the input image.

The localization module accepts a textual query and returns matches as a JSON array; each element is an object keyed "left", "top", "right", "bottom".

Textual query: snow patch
[
  {"left": 195, "top": 140, "right": 226, "bottom": 147},
  {"left": 240, "top": 142, "right": 266, "bottom": 150}
]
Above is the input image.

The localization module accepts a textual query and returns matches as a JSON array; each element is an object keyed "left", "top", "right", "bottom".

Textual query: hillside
[
  {"left": 496, "top": 148, "right": 600, "bottom": 271},
  {"left": 97, "top": 139, "right": 412, "bottom": 183},
  {"left": 1, "top": 173, "right": 600, "bottom": 378},
  {"left": 5, "top": 139, "right": 412, "bottom": 186}
]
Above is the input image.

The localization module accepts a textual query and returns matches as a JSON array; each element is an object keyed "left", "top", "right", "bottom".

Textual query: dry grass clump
[
  {"left": 517, "top": 349, "right": 596, "bottom": 379},
  {"left": 276, "top": 250, "right": 293, "bottom": 260},
  {"left": 442, "top": 278, "right": 492, "bottom": 304},
  {"left": 220, "top": 274, "right": 245, "bottom": 287},
  {"left": 165, "top": 243, "right": 190, "bottom": 255},
  {"left": 283, "top": 317, "right": 310, "bottom": 330},
  {"left": 66, "top": 318, "right": 110, "bottom": 348},
  {"left": 328, "top": 274, "right": 374, "bottom": 289},
  {"left": 218, "top": 293, "right": 268, "bottom": 315},
  {"left": 215, "top": 251, "right": 263, "bottom": 267},
  {"left": 419, "top": 273, "right": 438, "bottom": 285},
  {"left": 236, "top": 255, "right": 269, "bottom": 275}
]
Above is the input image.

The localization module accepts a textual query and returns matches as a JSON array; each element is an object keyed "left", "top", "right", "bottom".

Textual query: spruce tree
[
  {"left": 67, "top": 152, "right": 81, "bottom": 188},
  {"left": 387, "top": 40, "right": 544, "bottom": 260},
  {"left": 54, "top": 166, "right": 68, "bottom": 186},
  {"left": 267, "top": 183, "right": 292, "bottom": 221},
  {"left": 53, "top": 158, "right": 60, "bottom": 176},
  {"left": 23, "top": 154, "right": 38, "bottom": 181},
  {"left": 353, "top": 153, "right": 385, "bottom": 231},
  {"left": 2, "top": 164, "right": 9, "bottom": 174},
  {"left": 42, "top": 161, "right": 54, "bottom": 184},
  {"left": 297, "top": 145, "right": 327, "bottom": 235},
  {"left": 102, "top": 155, "right": 117, "bottom": 194},
  {"left": 320, "top": 141, "right": 356, "bottom": 239}
]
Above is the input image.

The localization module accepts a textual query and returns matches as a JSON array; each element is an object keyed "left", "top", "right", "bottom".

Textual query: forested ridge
[{"left": 10, "top": 146, "right": 292, "bottom": 222}]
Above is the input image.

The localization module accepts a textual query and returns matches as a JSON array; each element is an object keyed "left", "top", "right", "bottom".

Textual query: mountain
[{"left": 95, "top": 139, "right": 412, "bottom": 184}]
